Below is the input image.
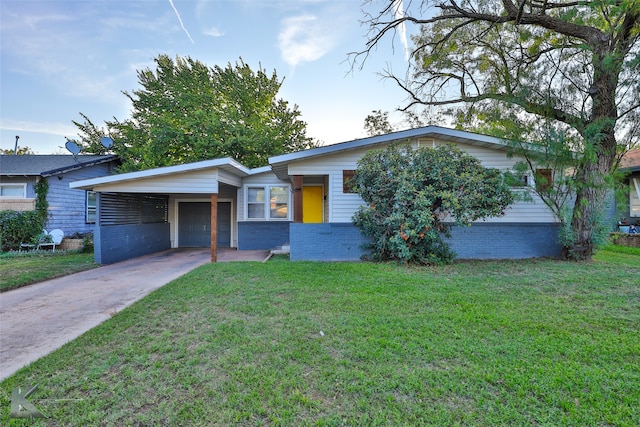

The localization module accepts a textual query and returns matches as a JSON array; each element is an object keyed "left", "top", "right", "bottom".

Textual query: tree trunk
[
  {"left": 566, "top": 43, "right": 620, "bottom": 260},
  {"left": 567, "top": 138, "right": 616, "bottom": 260}
]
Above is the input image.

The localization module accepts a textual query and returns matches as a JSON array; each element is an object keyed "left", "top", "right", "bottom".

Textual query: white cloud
[
  {"left": 278, "top": 15, "right": 337, "bottom": 67},
  {"left": 0, "top": 118, "right": 78, "bottom": 137},
  {"left": 203, "top": 26, "right": 224, "bottom": 37}
]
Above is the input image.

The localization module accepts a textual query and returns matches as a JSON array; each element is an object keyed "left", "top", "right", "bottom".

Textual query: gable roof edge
[
  {"left": 41, "top": 155, "right": 120, "bottom": 177},
  {"left": 269, "top": 126, "right": 511, "bottom": 166},
  {"left": 70, "top": 157, "right": 251, "bottom": 190}
]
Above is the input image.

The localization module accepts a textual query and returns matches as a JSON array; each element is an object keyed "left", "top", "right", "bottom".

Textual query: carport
[{"left": 70, "top": 158, "right": 252, "bottom": 264}]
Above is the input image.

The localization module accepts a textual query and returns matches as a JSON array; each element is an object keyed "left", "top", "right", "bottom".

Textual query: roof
[
  {"left": 268, "top": 125, "right": 513, "bottom": 180},
  {"left": 70, "top": 157, "right": 253, "bottom": 190},
  {"left": 67, "top": 126, "right": 536, "bottom": 191},
  {"left": 620, "top": 149, "right": 640, "bottom": 173},
  {"left": 0, "top": 154, "right": 119, "bottom": 177}
]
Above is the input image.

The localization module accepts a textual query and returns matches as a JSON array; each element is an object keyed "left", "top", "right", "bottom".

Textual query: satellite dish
[
  {"left": 100, "top": 136, "right": 114, "bottom": 149},
  {"left": 65, "top": 140, "right": 81, "bottom": 155}
]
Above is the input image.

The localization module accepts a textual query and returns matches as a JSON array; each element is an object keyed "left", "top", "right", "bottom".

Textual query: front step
[{"left": 270, "top": 243, "right": 290, "bottom": 255}]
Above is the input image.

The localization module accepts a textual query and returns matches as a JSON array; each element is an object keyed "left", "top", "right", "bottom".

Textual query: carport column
[
  {"left": 293, "top": 175, "right": 303, "bottom": 223},
  {"left": 211, "top": 193, "right": 217, "bottom": 262}
]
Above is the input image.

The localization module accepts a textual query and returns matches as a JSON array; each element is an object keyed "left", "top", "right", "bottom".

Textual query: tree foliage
[
  {"left": 73, "top": 55, "right": 317, "bottom": 171},
  {"left": 0, "top": 146, "right": 34, "bottom": 155},
  {"left": 358, "top": 0, "right": 640, "bottom": 260},
  {"left": 364, "top": 110, "right": 395, "bottom": 136},
  {"left": 352, "top": 144, "right": 514, "bottom": 264}
]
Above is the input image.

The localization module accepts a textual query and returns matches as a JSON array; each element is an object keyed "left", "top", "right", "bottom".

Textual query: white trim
[
  {"left": 70, "top": 157, "right": 251, "bottom": 190},
  {"left": 0, "top": 183, "right": 27, "bottom": 198},
  {"left": 328, "top": 174, "right": 334, "bottom": 223},
  {"left": 269, "top": 126, "right": 512, "bottom": 165},
  {"left": 631, "top": 178, "right": 640, "bottom": 217},
  {"left": 243, "top": 184, "right": 292, "bottom": 221},
  {"left": 86, "top": 191, "right": 97, "bottom": 223}
]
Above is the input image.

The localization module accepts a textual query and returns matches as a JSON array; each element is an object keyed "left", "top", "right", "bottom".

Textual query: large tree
[
  {"left": 358, "top": 0, "right": 639, "bottom": 259},
  {"left": 74, "top": 55, "right": 316, "bottom": 171}
]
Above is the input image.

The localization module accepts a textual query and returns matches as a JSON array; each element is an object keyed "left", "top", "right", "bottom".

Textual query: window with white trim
[
  {"left": 0, "top": 183, "right": 26, "bottom": 197},
  {"left": 245, "top": 185, "right": 290, "bottom": 220},
  {"left": 86, "top": 191, "right": 97, "bottom": 223},
  {"left": 631, "top": 178, "right": 640, "bottom": 217}
]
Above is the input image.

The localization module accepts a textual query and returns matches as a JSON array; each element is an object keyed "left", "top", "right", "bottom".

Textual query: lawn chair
[
  {"left": 20, "top": 229, "right": 47, "bottom": 251},
  {"left": 37, "top": 229, "right": 64, "bottom": 251}
]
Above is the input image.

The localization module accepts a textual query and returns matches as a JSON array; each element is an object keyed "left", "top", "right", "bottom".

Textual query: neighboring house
[
  {"left": 71, "top": 126, "right": 564, "bottom": 264},
  {"left": 0, "top": 154, "right": 120, "bottom": 237},
  {"left": 618, "top": 149, "right": 640, "bottom": 226}
]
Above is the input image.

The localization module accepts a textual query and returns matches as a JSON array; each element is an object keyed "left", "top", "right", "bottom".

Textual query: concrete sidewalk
[{"left": 0, "top": 248, "right": 270, "bottom": 380}]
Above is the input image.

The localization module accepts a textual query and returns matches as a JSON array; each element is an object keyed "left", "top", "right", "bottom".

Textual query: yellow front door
[{"left": 302, "top": 186, "right": 323, "bottom": 223}]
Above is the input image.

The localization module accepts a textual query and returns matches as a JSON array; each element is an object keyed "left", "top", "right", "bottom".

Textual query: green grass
[
  {"left": 601, "top": 243, "right": 640, "bottom": 256},
  {"left": 1, "top": 250, "right": 638, "bottom": 426},
  {"left": 0, "top": 251, "right": 97, "bottom": 292}
]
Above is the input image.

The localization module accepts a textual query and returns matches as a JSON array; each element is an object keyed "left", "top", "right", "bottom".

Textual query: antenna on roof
[
  {"left": 100, "top": 136, "right": 114, "bottom": 150},
  {"left": 64, "top": 139, "right": 81, "bottom": 162}
]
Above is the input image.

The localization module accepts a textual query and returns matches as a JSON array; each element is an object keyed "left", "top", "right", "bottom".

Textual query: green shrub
[
  {"left": 82, "top": 233, "right": 94, "bottom": 253},
  {"left": 352, "top": 144, "right": 514, "bottom": 265},
  {"left": 0, "top": 210, "right": 46, "bottom": 251},
  {"left": 0, "top": 178, "right": 49, "bottom": 252}
]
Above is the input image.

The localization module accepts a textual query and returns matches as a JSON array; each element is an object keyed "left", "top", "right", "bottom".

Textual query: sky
[{"left": 0, "top": 0, "right": 417, "bottom": 154}]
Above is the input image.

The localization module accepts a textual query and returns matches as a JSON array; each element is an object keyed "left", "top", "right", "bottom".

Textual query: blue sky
[{"left": 0, "top": 0, "right": 415, "bottom": 154}]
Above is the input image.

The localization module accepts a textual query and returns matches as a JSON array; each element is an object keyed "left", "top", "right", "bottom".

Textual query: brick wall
[
  {"left": 612, "top": 233, "right": 640, "bottom": 248},
  {"left": 237, "top": 221, "right": 290, "bottom": 250},
  {"left": 95, "top": 223, "right": 171, "bottom": 264},
  {"left": 290, "top": 223, "right": 370, "bottom": 261},
  {"left": 0, "top": 199, "right": 35, "bottom": 212},
  {"left": 289, "top": 222, "right": 563, "bottom": 262},
  {"left": 445, "top": 222, "right": 563, "bottom": 259}
]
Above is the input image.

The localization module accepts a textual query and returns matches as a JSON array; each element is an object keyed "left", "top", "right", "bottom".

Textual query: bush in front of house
[
  {"left": 0, "top": 210, "right": 46, "bottom": 251},
  {"left": 351, "top": 144, "right": 514, "bottom": 265},
  {"left": 0, "top": 178, "right": 48, "bottom": 252}
]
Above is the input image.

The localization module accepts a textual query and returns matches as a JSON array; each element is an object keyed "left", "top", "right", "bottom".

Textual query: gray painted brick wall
[
  {"left": 290, "top": 222, "right": 563, "bottom": 262},
  {"left": 95, "top": 223, "right": 171, "bottom": 264},
  {"left": 237, "top": 221, "right": 290, "bottom": 250},
  {"left": 290, "top": 223, "right": 370, "bottom": 261},
  {"left": 444, "top": 222, "right": 563, "bottom": 259}
]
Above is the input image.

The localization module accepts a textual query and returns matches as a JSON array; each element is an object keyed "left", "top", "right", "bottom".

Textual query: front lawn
[
  {"left": 1, "top": 251, "right": 638, "bottom": 426},
  {"left": 0, "top": 251, "right": 97, "bottom": 292}
]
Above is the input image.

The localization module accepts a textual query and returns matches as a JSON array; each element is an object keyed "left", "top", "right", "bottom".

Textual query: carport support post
[
  {"left": 293, "top": 175, "right": 303, "bottom": 223},
  {"left": 211, "top": 193, "right": 217, "bottom": 262}
]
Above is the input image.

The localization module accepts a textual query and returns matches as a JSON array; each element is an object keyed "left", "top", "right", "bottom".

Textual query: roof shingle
[{"left": 0, "top": 155, "right": 118, "bottom": 176}]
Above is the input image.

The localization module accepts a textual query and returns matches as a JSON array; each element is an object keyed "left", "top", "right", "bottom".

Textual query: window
[
  {"left": 246, "top": 185, "right": 290, "bottom": 220},
  {"left": 535, "top": 169, "right": 553, "bottom": 192},
  {"left": 343, "top": 170, "right": 355, "bottom": 193},
  {"left": 86, "top": 191, "right": 97, "bottom": 223},
  {"left": 631, "top": 178, "right": 640, "bottom": 217},
  {"left": 269, "top": 186, "right": 289, "bottom": 218},
  {"left": 0, "top": 184, "right": 26, "bottom": 197},
  {"left": 504, "top": 171, "right": 528, "bottom": 188},
  {"left": 247, "top": 187, "right": 266, "bottom": 219}
]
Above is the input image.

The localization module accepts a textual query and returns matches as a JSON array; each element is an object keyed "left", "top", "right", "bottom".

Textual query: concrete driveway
[{"left": 0, "top": 248, "right": 270, "bottom": 380}]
